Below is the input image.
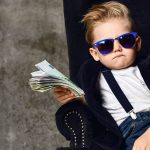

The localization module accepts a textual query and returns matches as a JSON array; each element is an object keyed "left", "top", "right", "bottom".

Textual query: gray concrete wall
[{"left": 0, "top": 0, "right": 69, "bottom": 149}]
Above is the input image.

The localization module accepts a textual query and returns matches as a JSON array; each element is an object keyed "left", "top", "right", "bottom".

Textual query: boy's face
[{"left": 89, "top": 18, "right": 141, "bottom": 69}]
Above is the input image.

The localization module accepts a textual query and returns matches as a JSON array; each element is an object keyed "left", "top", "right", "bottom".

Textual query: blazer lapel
[{"left": 79, "top": 59, "right": 122, "bottom": 137}]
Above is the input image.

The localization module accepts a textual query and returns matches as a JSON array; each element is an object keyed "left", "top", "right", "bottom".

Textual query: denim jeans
[{"left": 119, "top": 111, "right": 150, "bottom": 150}]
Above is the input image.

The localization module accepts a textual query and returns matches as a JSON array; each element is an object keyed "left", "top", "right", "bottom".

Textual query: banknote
[{"left": 29, "top": 60, "right": 85, "bottom": 97}]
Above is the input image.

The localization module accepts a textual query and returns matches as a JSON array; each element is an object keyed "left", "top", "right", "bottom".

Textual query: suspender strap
[{"left": 102, "top": 70, "right": 137, "bottom": 119}]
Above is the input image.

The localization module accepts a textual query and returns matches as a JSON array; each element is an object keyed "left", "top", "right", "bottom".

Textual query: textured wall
[{"left": 0, "top": 0, "right": 69, "bottom": 149}]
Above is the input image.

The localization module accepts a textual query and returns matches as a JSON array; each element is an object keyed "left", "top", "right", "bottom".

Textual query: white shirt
[{"left": 99, "top": 66, "right": 150, "bottom": 125}]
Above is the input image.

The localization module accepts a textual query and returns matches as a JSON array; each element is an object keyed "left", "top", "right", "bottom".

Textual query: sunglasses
[{"left": 93, "top": 32, "right": 138, "bottom": 55}]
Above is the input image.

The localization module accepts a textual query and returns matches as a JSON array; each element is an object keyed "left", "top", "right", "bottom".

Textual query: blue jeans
[{"left": 119, "top": 111, "right": 150, "bottom": 150}]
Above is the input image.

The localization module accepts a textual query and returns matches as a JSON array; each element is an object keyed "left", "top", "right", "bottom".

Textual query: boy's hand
[
  {"left": 132, "top": 128, "right": 150, "bottom": 150},
  {"left": 53, "top": 87, "right": 81, "bottom": 104}
]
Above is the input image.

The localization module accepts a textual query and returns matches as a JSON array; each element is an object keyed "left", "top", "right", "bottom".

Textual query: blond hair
[{"left": 81, "top": 1, "right": 136, "bottom": 44}]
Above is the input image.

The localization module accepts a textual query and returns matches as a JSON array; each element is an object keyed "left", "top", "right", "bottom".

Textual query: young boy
[{"left": 54, "top": 1, "right": 150, "bottom": 149}]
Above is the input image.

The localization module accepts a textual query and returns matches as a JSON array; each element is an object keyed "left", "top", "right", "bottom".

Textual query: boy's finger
[
  {"left": 53, "top": 89, "right": 72, "bottom": 95},
  {"left": 55, "top": 92, "right": 75, "bottom": 99},
  {"left": 57, "top": 95, "right": 76, "bottom": 104},
  {"left": 53, "top": 87, "right": 71, "bottom": 92}
]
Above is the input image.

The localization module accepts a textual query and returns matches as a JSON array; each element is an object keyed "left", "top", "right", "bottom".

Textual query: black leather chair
[
  {"left": 55, "top": 0, "right": 150, "bottom": 149},
  {"left": 55, "top": 100, "right": 97, "bottom": 150}
]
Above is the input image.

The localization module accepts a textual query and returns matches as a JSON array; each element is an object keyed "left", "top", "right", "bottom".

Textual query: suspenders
[{"left": 102, "top": 69, "right": 137, "bottom": 120}]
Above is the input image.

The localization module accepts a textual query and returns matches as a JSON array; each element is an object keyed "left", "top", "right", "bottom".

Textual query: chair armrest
[{"left": 55, "top": 100, "right": 94, "bottom": 149}]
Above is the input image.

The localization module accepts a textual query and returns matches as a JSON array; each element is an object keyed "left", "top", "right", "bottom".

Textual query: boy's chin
[
  {"left": 107, "top": 59, "right": 135, "bottom": 70},
  {"left": 107, "top": 63, "right": 131, "bottom": 70}
]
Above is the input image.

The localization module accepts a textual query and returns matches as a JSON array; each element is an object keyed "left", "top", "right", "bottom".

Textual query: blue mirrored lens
[
  {"left": 118, "top": 32, "right": 136, "bottom": 48},
  {"left": 97, "top": 39, "right": 113, "bottom": 54}
]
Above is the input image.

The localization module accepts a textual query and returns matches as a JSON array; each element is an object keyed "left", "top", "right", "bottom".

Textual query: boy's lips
[{"left": 113, "top": 55, "right": 125, "bottom": 59}]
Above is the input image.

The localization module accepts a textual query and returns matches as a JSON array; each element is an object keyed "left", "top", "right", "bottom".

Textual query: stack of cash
[{"left": 29, "top": 60, "right": 85, "bottom": 97}]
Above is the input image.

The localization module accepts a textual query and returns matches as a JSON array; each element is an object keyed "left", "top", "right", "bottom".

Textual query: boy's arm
[{"left": 132, "top": 128, "right": 150, "bottom": 150}]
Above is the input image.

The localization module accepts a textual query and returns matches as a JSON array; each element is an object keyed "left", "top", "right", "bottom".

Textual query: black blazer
[{"left": 78, "top": 55, "right": 150, "bottom": 149}]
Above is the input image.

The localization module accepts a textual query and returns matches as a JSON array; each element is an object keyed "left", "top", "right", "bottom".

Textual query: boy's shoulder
[
  {"left": 78, "top": 58, "right": 101, "bottom": 75},
  {"left": 77, "top": 58, "right": 101, "bottom": 88},
  {"left": 137, "top": 54, "right": 150, "bottom": 69}
]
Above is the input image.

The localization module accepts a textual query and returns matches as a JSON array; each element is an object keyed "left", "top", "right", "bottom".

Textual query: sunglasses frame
[{"left": 93, "top": 32, "right": 138, "bottom": 54}]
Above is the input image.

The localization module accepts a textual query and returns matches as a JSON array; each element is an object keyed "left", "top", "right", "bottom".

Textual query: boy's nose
[{"left": 113, "top": 40, "right": 122, "bottom": 52}]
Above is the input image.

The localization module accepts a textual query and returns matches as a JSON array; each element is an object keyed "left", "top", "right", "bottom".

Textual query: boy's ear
[
  {"left": 89, "top": 48, "right": 100, "bottom": 61},
  {"left": 136, "top": 36, "right": 142, "bottom": 51}
]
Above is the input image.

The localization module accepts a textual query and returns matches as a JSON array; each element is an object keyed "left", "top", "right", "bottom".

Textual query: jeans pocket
[{"left": 123, "top": 122, "right": 136, "bottom": 139}]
